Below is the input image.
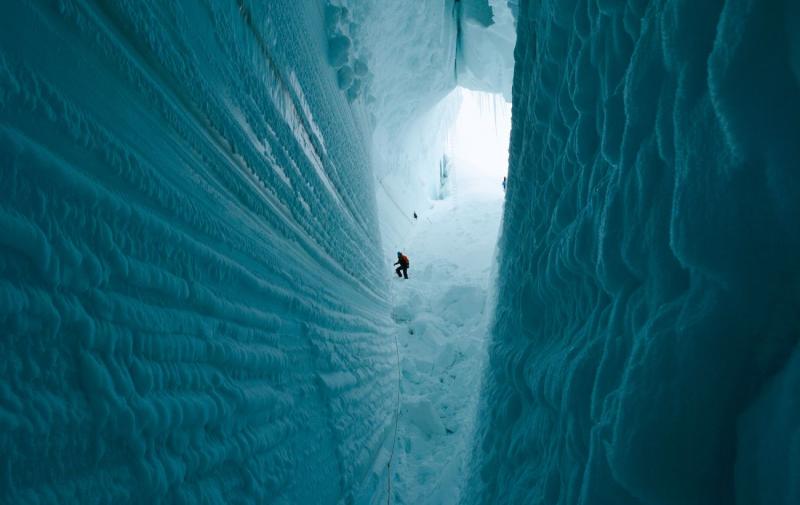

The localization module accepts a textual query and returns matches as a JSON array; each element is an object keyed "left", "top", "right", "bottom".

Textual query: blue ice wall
[
  {"left": 470, "top": 0, "right": 800, "bottom": 503},
  {"left": 0, "top": 1, "right": 396, "bottom": 503}
]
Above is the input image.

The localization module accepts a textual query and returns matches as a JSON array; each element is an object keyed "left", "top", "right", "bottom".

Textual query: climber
[
  {"left": 394, "top": 252, "right": 409, "bottom": 279},
  {"left": 413, "top": 212, "right": 418, "bottom": 220},
  {"left": 502, "top": 176, "right": 507, "bottom": 191}
]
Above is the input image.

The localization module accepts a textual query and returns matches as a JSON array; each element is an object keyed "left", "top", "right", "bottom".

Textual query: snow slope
[
  {"left": 0, "top": 1, "right": 396, "bottom": 503},
  {"left": 467, "top": 0, "right": 800, "bottom": 504},
  {"left": 390, "top": 159, "right": 505, "bottom": 505}
]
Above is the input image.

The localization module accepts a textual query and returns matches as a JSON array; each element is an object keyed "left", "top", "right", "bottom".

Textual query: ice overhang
[
  {"left": 323, "top": 0, "right": 516, "bottom": 135},
  {"left": 455, "top": 0, "right": 516, "bottom": 102}
]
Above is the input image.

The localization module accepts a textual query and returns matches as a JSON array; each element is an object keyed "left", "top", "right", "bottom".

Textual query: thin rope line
[
  {"left": 377, "top": 176, "right": 414, "bottom": 225},
  {"left": 387, "top": 326, "right": 401, "bottom": 503},
  {"left": 387, "top": 290, "right": 402, "bottom": 504}
]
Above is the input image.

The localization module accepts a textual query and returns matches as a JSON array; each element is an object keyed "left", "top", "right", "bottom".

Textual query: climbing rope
[
  {"left": 386, "top": 290, "right": 402, "bottom": 504},
  {"left": 377, "top": 175, "right": 414, "bottom": 224},
  {"left": 387, "top": 324, "right": 401, "bottom": 504}
]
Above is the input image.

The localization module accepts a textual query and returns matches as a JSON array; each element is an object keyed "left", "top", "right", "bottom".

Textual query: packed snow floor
[{"left": 388, "top": 160, "right": 504, "bottom": 504}]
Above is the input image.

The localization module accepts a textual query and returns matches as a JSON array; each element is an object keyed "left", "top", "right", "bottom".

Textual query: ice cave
[{"left": 1, "top": 0, "right": 798, "bottom": 504}]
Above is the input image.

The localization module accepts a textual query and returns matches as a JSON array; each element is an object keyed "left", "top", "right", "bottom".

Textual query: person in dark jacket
[{"left": 394, "top": 252, "right": 410, "bottom": 279}]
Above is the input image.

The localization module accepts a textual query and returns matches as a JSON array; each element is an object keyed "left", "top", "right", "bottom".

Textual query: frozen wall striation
[
  {"left": 469, "top": 0, "right": 800, "bottom": 504},
  {"left": 0, "top": 1, "right": 396, "bottom": 503}
]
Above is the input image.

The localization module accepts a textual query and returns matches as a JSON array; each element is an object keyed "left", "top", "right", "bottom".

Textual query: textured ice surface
[
  {"left": 467, "top": 0, "right": 800, "bottom": 504},
  {"left": 0, "top": 0, "right": 519, "bottom": 503},
  {"left": 0, "top": 1, "right": 396, "bottom": 503},
  {"left": 10, "top": 0, "right": 793, "bottom": 503},
  {"left": 736, "top": 344, "right": 800, "bottom": 505},
  {"left": 457, "top": 0, "right": 516, "bottom": 101}
]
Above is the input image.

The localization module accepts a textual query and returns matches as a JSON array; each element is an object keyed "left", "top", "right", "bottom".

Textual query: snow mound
[
  {"left": 405, "top": 399, "right": 447, "bottom": 437},
  {"left": 438, "top": 285, "right": 485, "bottom": 327}
]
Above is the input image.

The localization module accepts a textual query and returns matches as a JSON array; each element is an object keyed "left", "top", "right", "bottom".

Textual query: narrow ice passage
[
  {"left": 385, "top": 88, "right": 512, "bottom": 504},
  {"left": 3, "top": 1, "right": 799, "bottom": 504},
  {"left": 389, "top": 159, "right": 505, "bottom": 504}
]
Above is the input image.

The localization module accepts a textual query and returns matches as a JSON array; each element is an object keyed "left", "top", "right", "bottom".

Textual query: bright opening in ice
[{"left": 446, "top": 87, "right": 512, "bottom": 181}]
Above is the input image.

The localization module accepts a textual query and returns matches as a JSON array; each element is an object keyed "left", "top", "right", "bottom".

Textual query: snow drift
[{"left": 467, "top": 0, "right": 800, "bottom": 504}]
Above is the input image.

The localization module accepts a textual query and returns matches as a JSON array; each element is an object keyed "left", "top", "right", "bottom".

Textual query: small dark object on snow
[
  {"left": 394, "top": 251, "right": 410, "bottom": 279},
  {"left": 413, "top": 212, "right": 418, "bottom": 219}
]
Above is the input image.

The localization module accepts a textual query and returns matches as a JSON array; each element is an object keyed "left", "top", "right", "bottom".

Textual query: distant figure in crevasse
[
  {"left": 394, "top": 252, "right": 410, "bottom": 279},
  {"left": 502, "top": 176, "right": 507, "bottom": 191}
]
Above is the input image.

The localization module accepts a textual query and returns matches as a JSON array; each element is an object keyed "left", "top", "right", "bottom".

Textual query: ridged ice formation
[
  {"left": 0, "top": 2, "right": 396, "bottom": 503},
  {"left": 468, "top": 0, "right": 800, "bottom": 504}
]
